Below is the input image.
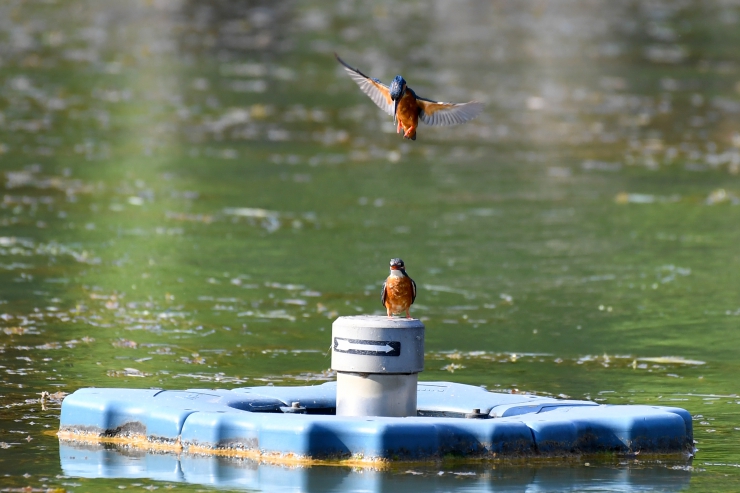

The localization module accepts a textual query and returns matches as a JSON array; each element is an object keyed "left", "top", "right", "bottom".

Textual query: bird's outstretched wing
[
  {"left": 335, "top": 54, "right": 394, "bottom": 117},
  {"left": 380, "top": 280, "right": 388, "bottom": 306},
  {"left": 410, "top": 277, "right": 417, "bottom": 304},
  {"left": 416, "top": 96, "right": 483, "bottom": 126}
]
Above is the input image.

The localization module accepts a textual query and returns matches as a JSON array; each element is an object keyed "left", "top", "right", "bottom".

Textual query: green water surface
[{"left": 1, "top": 1, "right": 739, "bottom": 491}]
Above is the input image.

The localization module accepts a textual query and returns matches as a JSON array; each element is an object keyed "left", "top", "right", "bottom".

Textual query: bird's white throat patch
[{"left": 389, "top": 269, "right": 405, "bottom": 278}]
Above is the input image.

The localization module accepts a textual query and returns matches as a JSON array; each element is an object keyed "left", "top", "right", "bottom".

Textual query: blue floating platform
[{"left": 58, "top": 381, "right": 693, "bottom": 462}]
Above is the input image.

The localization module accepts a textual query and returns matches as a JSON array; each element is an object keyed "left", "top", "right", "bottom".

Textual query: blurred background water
[{"left": 0, "top": 0, "right": 739, "bottom": 491}]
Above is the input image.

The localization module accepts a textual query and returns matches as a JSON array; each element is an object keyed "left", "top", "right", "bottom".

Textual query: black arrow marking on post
[{"left": 333, "top": 338, "right": 401, "bottom": 356}]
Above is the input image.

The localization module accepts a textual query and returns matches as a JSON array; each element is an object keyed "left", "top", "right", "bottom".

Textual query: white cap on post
[{"left": 331, "top": 315, "right": 425, "bottom": 417}]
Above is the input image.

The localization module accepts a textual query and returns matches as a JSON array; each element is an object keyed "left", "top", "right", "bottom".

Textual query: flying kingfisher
[
  {"left": 381, "top": 258, "right": 417, "bottom": 319},
  {"left": 336, "top": 54, "right": 483, "bottom": 141}
]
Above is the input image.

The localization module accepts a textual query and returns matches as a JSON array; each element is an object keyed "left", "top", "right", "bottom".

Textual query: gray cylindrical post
[{"left": 331, "top": 315, "right": 425, "bottom": 417}]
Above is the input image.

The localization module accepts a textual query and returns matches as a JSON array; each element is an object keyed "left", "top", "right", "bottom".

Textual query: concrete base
[{"left": 336, "top": 372, "right": 417, "bottom": 417}]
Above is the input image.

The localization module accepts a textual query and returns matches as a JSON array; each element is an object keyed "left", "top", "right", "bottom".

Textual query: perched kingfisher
[
  {"left": 336, "top": 54, "right": 483, "bottom": 140},
  {"left": 381, "top": 258, "right": 417, "bottom": 319}
]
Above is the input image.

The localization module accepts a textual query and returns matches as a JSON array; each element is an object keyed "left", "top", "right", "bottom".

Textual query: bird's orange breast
[
  {"left": 384, "top": 275, "right": 414, "bottom": 313},
  {"left": 396, "top": 92, "right": 419, "bottom": 134}
]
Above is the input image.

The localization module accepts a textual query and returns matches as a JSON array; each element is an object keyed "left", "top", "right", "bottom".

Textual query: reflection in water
[{"left": 60, "top": 442, "right": 691, "bottom": 493}]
